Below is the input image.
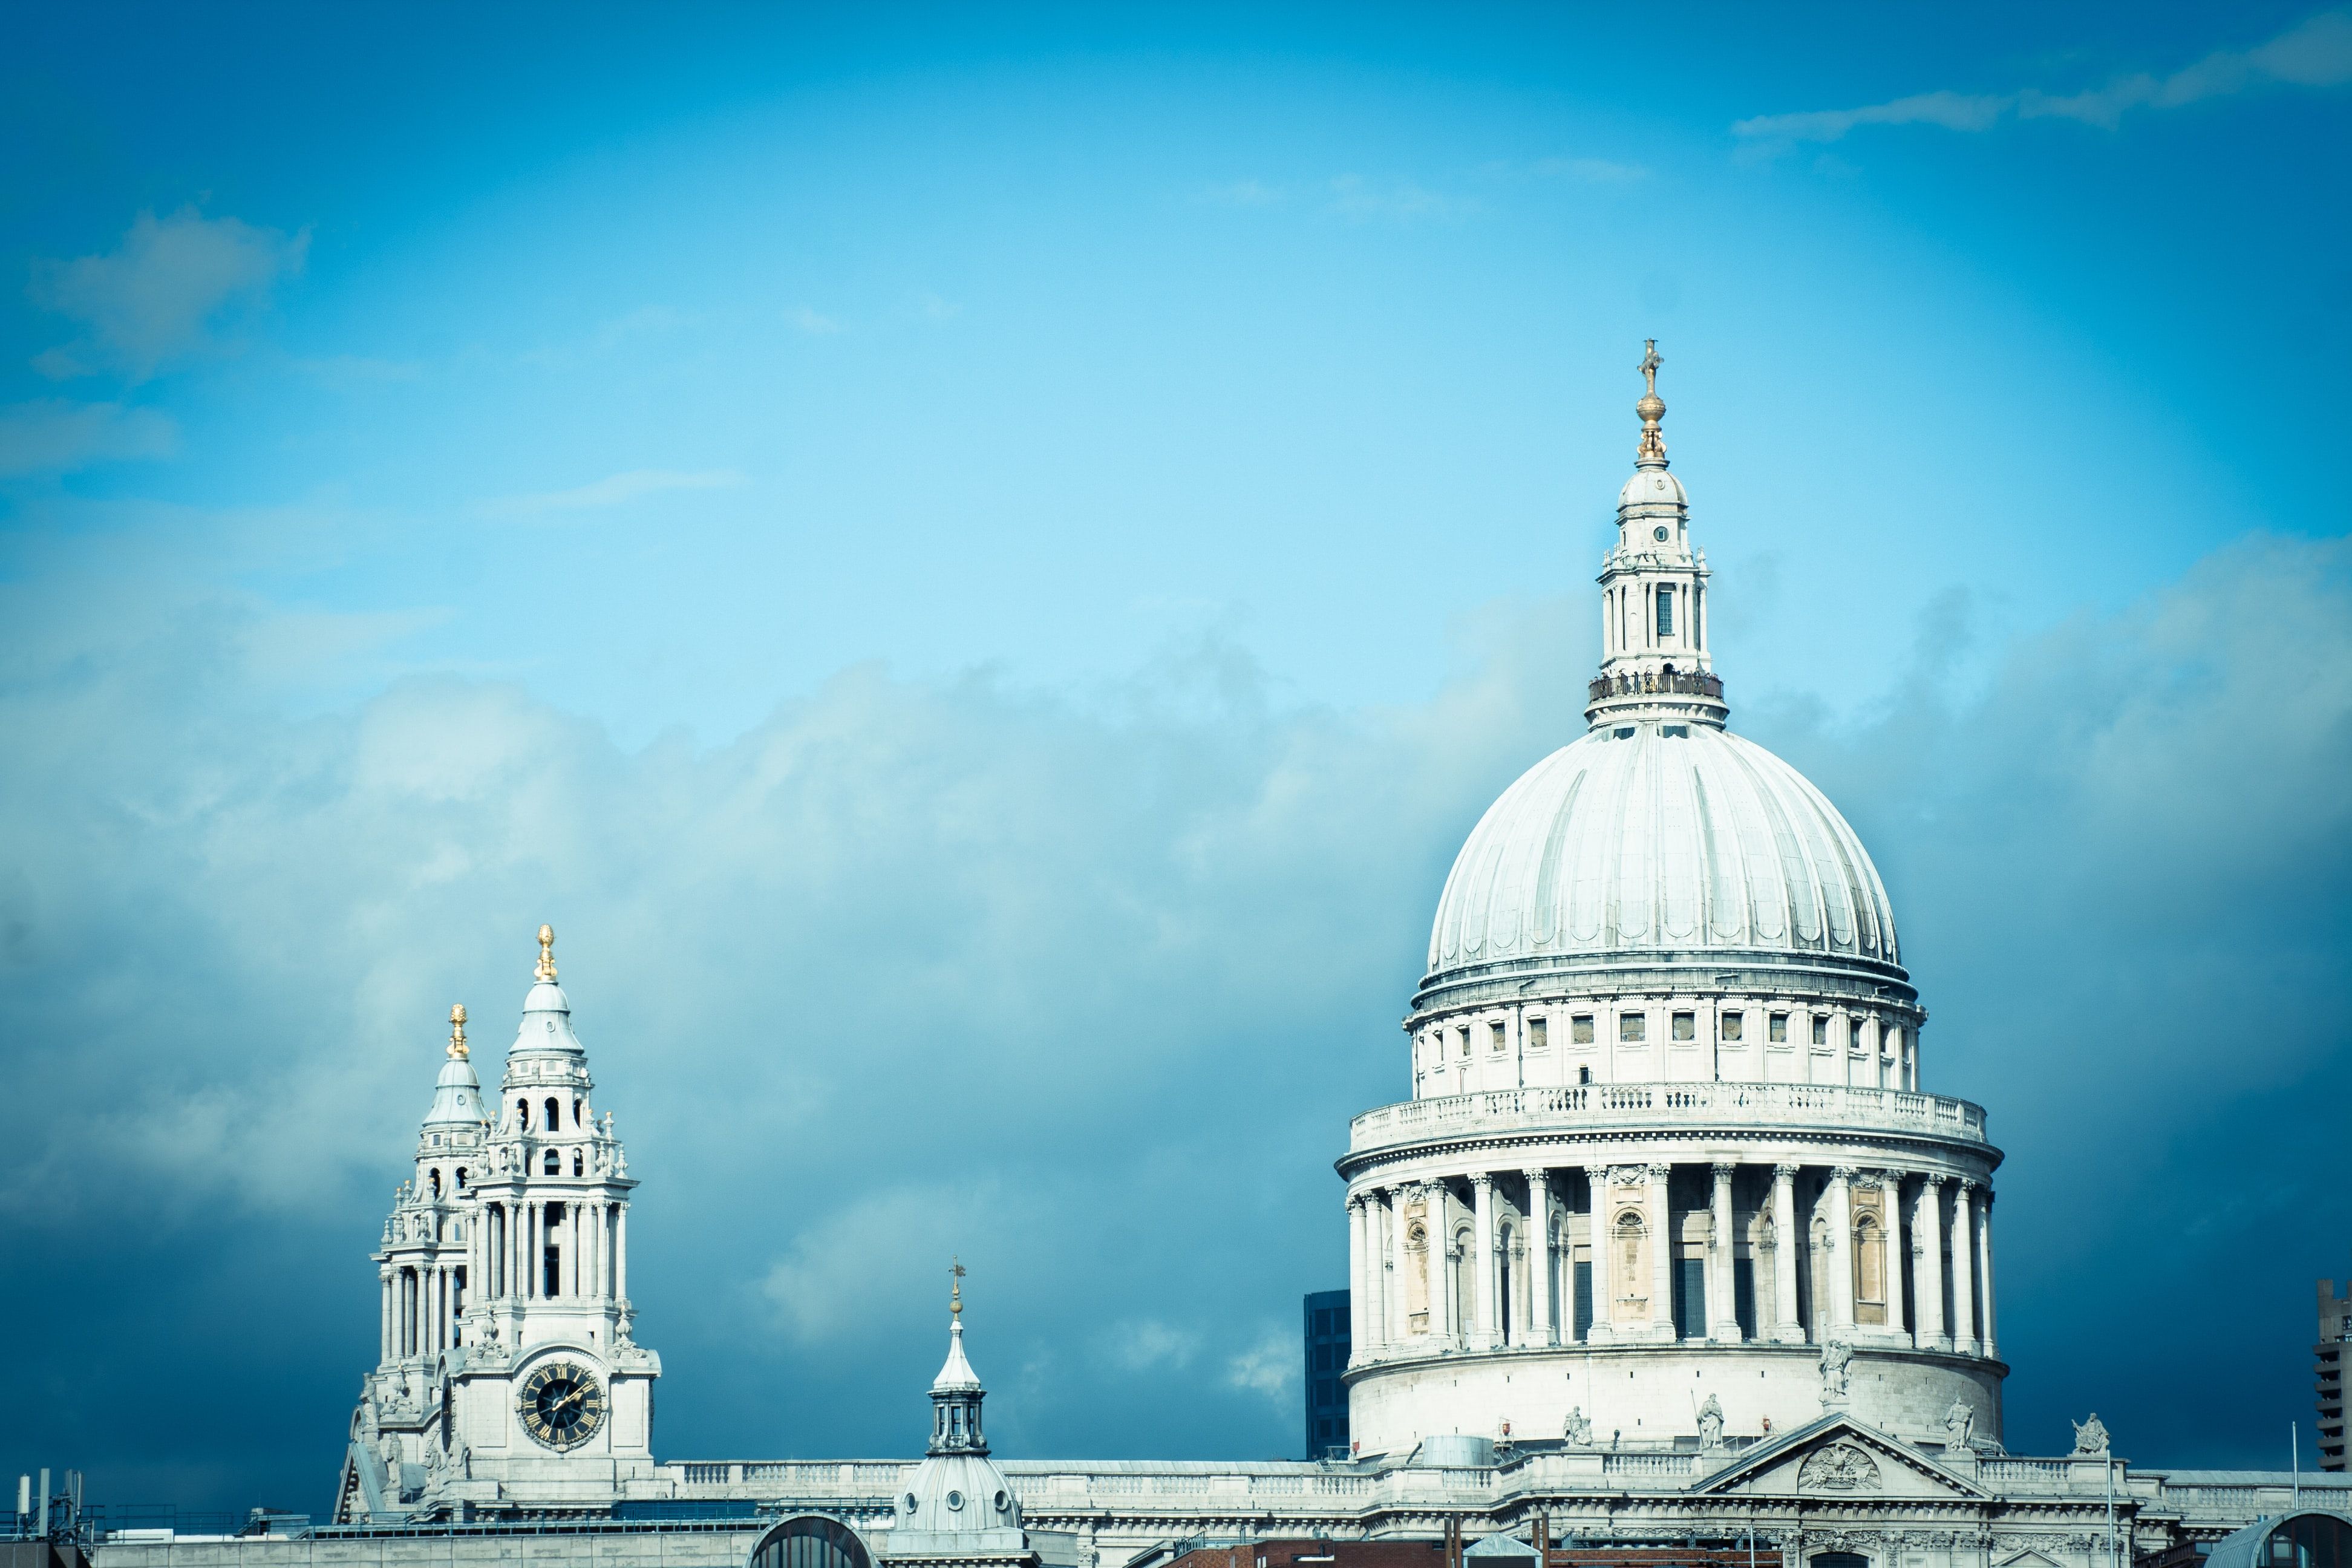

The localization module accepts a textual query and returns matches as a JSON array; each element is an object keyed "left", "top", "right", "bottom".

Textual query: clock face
[
  {"left": 518, "top": 1361, "right": 606, "bottom": 1451},
  {"left": 1652, "top": 526, "right": 1669, "bottom": 542}
]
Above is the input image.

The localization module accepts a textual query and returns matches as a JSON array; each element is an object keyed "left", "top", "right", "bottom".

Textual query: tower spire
[
  {"left": 1635, "top": 338, "right": 1667, "bottom": 466},
  {"left": 536, "top": 924, "right": 557, "bottom": 984},
  {"left": 447, "top": 1004, "right": 469, "bottom": 1060}
]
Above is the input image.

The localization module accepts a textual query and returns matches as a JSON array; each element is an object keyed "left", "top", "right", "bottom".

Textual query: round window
[
  {"left": 946, "top": 1490, "right": 964, "bottom": 1511},
  {"left": 903, "top": 1493, "right": 918, "bottom": 1512},
  {"left": 1652, "top": 526, "right": 1668, "bottom": 541},
  {"left": 995, "top": 1491, "right": 1009, "bottom": 1513}
]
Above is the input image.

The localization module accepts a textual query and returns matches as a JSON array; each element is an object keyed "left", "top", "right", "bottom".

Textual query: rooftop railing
[{"left": 1348, "top": 1080, "right": 1989, "bottom": 1156}]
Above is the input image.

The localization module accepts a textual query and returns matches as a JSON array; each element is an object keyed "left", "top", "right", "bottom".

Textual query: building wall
[{"left": 1306, "top": 1291, "right": 1352, "bottom": 1459}]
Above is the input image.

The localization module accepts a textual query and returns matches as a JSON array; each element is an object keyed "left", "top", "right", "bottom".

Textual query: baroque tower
[
  {"left": 335, "top": 927, "right": 661, "bottom": 1523},
  {"left": 1338, "top": 344, "right": 2005, "bottom": 1455}
]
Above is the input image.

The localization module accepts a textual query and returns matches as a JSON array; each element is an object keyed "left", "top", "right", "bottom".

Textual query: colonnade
[
  {"left": 474, "top": 1197, "right": 628, "bottom": 1304},
  {"left": 379, "top": 1256, "right": 468, "bottom": 1359},
  {"left": 1344, "top": 1158, "right": 1994, "bottom": 1362}
]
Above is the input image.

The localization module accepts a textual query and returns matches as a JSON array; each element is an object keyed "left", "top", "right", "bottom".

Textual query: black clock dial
[{"left": 518, "top": 1361, "right": 606, "bottom": 1451}]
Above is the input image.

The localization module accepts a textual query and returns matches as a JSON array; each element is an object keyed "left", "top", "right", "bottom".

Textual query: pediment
[
  {"left": 1994, "top": 1551, "right": 2063, "bottom": 1568},
  {"left": 1691, "top": 1415, "right": 1991, "bottom": 1501}
]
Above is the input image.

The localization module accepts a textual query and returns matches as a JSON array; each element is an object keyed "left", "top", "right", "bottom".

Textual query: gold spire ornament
[
  {"left": 1635, "top": 338, "right": 1668, "bottom": 465},
  {"left": 536, "top": 924, "right": 557, "bottom": 983},
  {"left": 950, "top": 1257, "right": 966, "bottom": 1316},
  {"left": 448, "top": 1003, "right": 469, "bottom": 1059}
]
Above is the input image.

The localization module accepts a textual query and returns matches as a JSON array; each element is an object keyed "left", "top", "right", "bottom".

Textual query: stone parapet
[{"left": 1346, "top": 1082, "right": 1989, "bottom": 1160}]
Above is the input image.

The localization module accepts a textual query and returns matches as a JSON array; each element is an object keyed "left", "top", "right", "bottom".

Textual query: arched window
[
  {"left": 455, "top": 1168, "right": 468, "bottom": 1191},
  {"left": 544, "top": 1149, "right": 560, "bottom": 1175},
  {"left": 572, "top": 1150, "right": 584, "bottom": 1177},
  {"left": 1855, "top": 1217, "right": 1884, "bottom": 1305},
  {"left": 572, "top": 1097, "right": 583, "bottom": 1126},
  {"left": 1497, "top": 1224, "right": 1516, "bottom": 1342},
  {"left": 2267, "top": 1512, "right": 2352, "bottom": 1568},
  {"left": 517, "top": 1098, "right": 530, "bottom": 1129},
  {"left": 428, "top": 1169, "right": 442, "bottom": 1198},
  {"left": 746, "top": 1517, "right": 874, "bottom": 1568},
  {"left": 1615, "top": 1210, "right": 1646, "bottom": 1319},
  {"left": 544, "top": 1097, "right": 560, "bottom": 1130}
]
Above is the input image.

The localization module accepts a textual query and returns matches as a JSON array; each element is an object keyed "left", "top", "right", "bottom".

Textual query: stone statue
[
  {"left": 452, "top": 1438, "right": 471, "bottom": 1480},
  {"left": 1818, "top": 1336, "right": 1853, "bottom": 1403},
  {"left": 2072, "top": 1413, "right": 2111, "bottom": 1456},
  {"left": 1563, "top": 1406, "right": 1593, "bottom": 1446},
  {"left": 1697, "top": 1394, "right": 1725, "bottom": 1451},
  {"left": 1798, "top": 1442, "right": 1882, "bottom": 1492},
  {"left": 1944, "top": 1397, "right": 1976, "bottom": 1450},
  {"left": 377, "top": 1432, "right": 400, "bottom": 1480},
  {"left": 423, "top": 1439, "right": 442, "bottom": 1474}
]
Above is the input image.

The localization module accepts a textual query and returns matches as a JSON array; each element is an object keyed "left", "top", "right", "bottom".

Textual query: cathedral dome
[{"left": 1425, "top": 721, "right": 1901, "bottom": 984}]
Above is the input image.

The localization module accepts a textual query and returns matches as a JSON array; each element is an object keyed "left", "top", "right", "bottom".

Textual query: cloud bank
[
  {"left": 1736, "top": 8, "right": 2352, "bottom": 145},
  {"left": 0, "top": 532, "right": 2346, "bottom": 1507},
  {"left": 30, "top": 206, "right": 310, "bottom": 380}
]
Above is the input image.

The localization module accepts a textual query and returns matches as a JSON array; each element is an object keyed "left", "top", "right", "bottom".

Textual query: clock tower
[{"left": 334, "top": 927, "right": 662, "bottom": 1523}]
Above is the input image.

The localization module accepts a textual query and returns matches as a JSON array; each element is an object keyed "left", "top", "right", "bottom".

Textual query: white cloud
[
  {"left": 1326, "top": 175, "right": 1480, "bottom": 222},
  {"left": 786, "top": 306, "right": 845, "bottom": 335},
  {"left": 482, "top": 467, "right": 747, "bottom": 517},
  {"left": 0, "top": 399, "right": 177, "bottom": 476},
  {"left": 1527, "top": 155, "right": 1650, "bottom": 183},
  {"left": 1200, "top": 179, "right": 1285, "bottom": 207},
  {"left": 30, "top": 206, "right": 309, "bottom": 379},
  {"left": 1101, "top": 1318, "right": 1201, "bottom": 1372},
  {"left": 1224, "top": 1327, "right": 1298, "bottom": 1405},
  {"left": 1734, "top": 9, "right": 2352, "bottom": 145}
]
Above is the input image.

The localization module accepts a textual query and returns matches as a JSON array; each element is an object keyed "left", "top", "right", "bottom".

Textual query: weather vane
[{"left": 950, "top": 1258, "right": 966, "bottom": 1316}]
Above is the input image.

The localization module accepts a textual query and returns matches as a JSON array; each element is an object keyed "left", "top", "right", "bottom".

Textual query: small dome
[
  {"left": 1426, "top": 723, "right": 1900, "bottom": 982},
  {"left": 422, "top": 1054, "right": 483, "bottom": 1126},
  {"left": 1618, "top": 467, "right": 1687, "bottom": 511}
]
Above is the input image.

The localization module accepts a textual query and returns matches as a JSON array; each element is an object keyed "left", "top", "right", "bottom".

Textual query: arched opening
[
  {"left": 517, "top": 1098, "right": 530, "bottom": 1130},
  {"left": 1449, "top": 1226, "right": 1473, "bottom": 1339},
  {"left": 1613, "top": 1210, "right": 1646, "bottom": 1325},
  {"left": 544, "top": 1149, "right": 560, "bottom": 1175},
  {"left": 544, "top": 1097, "right": 560, "bottom": 1130},
  {"left": 572, "top": 1150, "right": 585, "bottom": 1177},
  {"left": 455, "top": 1168, "right": 468, "bottom": 1192},
  {"left": 428, "top": 1169, "right": 442, "bottom": 1198},
  {"left": 1855, "top": 1216, "right": 1885, "bottom": 1313},
  {"left": 1497, "top": 1223, "right": 1515, "bottom": 1344},
  {"left": 572, "top": 1097, "right": 583, "bottom": 1126},
  {"left": 746, "top": 1516, "right": 873, "bottom": 1568},
  {"left": 2264, "top": 1512, "right": 2352, "bottom": 1568}
]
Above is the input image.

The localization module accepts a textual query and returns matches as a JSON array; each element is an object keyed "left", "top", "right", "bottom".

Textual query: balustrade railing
[
  {"left": 1350, "top": 1080, "right": 1988, "bottom": 1154},
  {"left": 1588, "top": 671, "right": 1724, "bottom": 703}
]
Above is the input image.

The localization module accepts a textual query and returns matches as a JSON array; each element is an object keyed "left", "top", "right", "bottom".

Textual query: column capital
[
  {"left": 1829, "top": 1164, "right": 1858, "bottom": 1183},
  {"left": 1583, "top": 1163, "right": 1611, "bottom": 1183},
  {"left": 1644, "top": 1161, "right": 1671, "bottom": 1180},
  {"left": 1520, "top": 1166, "right": 1548, "bottom": 1183},
  {"left": 1711, "top": 1160, "right": 1738, "bottom": 1179},
  {"left": 1921, "top": 1172, "right": 1947, "bottom": 1191},
  {"left": 1347, "top": 1192, "right": 1367, "bottom": 1213},
  {"left": 1471, "top": 1171, "right": 1494, "bottom": 1191},
  {"left": 1774, "top": 1161, "right": 1802, "bottom": 1178},
  {"left": 1956, "top": 1177, "right": 1979, "bottom": 1195}
]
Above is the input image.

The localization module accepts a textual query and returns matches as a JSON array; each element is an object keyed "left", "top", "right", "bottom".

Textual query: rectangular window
[
  {"left": 1812, "top": 1016, "right": 1829, "bottom": 1047},
  {"left": 1886, "top": 1026, "right": 1903, "bottom": 1054},
  {"left": 1457, "top": 1027, "right": 1470, "bottom": 1058},
  {"left": 1573, "top": 1259, "right": 1595, "bottom": 1341},
  {"left": 1528, "top": 1017, "right": 1549, "bottom": 1051},
  {"left": 1490, "top": 1020, "right": 1507, "bottom": 1053},
  {"left": 1657, "top": 585, "right": 1676, "bottom": 636},
  {"left": 1733, "top": 1256, "right": 1757, "bottom": 1338},
  {"left": 1619, "top": 1013, "right": 1647, "bottom": 1044},
  {"left": 1572, "top": 1014, "right": 1595, "bottom": 1044},
  {"left": 1769, "top": 1012, "right": 1789, "bottom": 1043},
  {"left": 1720, "top": 1012, "right": 1744, "bottom": 1043},
  {"left": 1672, "top": 1255, "right": 1707, "bottom": 1338},
  {"left": 1671, "top": 1011, "right": 1696, "bottom": 1042}
]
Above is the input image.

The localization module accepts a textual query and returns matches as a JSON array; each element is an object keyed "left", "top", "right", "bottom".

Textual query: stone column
[
  {"left": 1471, "top": 1174, "right": 1498, "bottom": 1348},
  {"left": 1646, "top": 1163, "right": 1674, "bottom": 1339},
  {"left": 1583, "top": 1165, "right": 1612, "bottom": 1343},
  {"left": 1523, "top": 1169, "right": 1553, "bottom": 1346},
  {"left": 616, "top": 1202, "right": 629, "bottom": 1301},
  {"left": 1978, "top": 1189, "right": 1998, "bottom": 1361},
  {"left": 1383, "top": 1189, "right": 1402, "bottom": 1335},
  {"left": 1915, "top": 1177, "right": 1948, "bottom": 1351},
  {"left": 381, "top": 1270, "right": 394, "bottom": 1362},
  {"left": 1771, "top": 1164, "right": 1803, "bottom": 1342},
  {"left": 1363, "top": 1194, "right": 1386, "bottom": 1347},
  {"left": 1826, "top": 1167, "right": 1857, "bottom": 1332},
  {"left": 1950, "top": 1180, "right": 1978, "bottom": 1355},
  {"left": 1348, "top": 1195, "right": 1368, "bottom": 1353},
  {"left": 1709, "top": 1162, "right": 1740, "bottom": 1342},
  {"left": 1880, "top": 1174, "right": 1906, "bottom": 1334}
]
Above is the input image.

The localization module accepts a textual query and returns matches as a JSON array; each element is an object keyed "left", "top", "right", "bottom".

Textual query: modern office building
[{"left": 1304, "top": 1289, "right": 1351, "bottom": 1458}]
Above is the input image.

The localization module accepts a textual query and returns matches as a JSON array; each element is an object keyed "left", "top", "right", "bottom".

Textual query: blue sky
[{"left": 2, "top": 1, "right": 2348, "bottom": 1516}]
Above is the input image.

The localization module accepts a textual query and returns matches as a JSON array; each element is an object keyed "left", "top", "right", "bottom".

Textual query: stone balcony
[{"left": 1345, "top": 1081, "right": 1990, "bottom": 1159}]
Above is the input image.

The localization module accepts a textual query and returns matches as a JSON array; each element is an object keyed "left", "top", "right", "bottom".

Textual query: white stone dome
[
  {"left": 1617, "top": 467, "right": 1686, "bottom": 509},
  {"left": 1426, "top": 722, "right": 1901, "bottom": 981}
]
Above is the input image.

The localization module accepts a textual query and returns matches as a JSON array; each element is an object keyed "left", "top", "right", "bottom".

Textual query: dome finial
[
  {"left": 447, "top": 1003, "right": 469, "bottom": 1060},
  {"left": 1635, "top": 338, "right": 1667, "bottom": 466},
  {"left": 950, "top": 1256, "right": 965, "bottom": 1318},
  {"left": 535, "top": 923, "right": 557, "bottom": 983}
]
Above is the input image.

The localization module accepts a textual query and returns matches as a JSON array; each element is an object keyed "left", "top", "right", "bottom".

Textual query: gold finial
[
  {"left": 448, "top": 1003, "right": 469, "bottom": 1059},
  {"left": 536, "top": 924, "right": 557, "bottom": 983},
  {"left": 950, "top": 1257, "right": 966, "bottom": 1317},
  {"left": 1635, "top": 338, "right": 1668, "bottom": 465}
]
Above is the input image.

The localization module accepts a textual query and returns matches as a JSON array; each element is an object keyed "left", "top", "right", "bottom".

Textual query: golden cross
[{"left": 1638, "top": 339, "right": 1663, "bottom": 396}]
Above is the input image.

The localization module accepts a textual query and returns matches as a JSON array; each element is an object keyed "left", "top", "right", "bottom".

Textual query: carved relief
[{"left": 1798, "top": 1442, "right": 1882, "bottom": 1491}]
